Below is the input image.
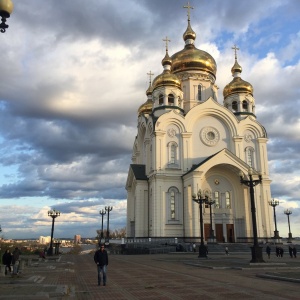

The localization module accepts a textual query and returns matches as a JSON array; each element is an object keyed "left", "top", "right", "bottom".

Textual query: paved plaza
[{"left": 0, "top": 250, "right": 300, "bottom": 299}]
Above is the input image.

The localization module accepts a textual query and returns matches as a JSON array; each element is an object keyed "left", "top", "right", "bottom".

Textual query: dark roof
[
  {"left": 183, "top": 150, "right": 223, "bottom": 176},
  {"left": 130, "top": 164, "right": 147, "bottom": 180}
]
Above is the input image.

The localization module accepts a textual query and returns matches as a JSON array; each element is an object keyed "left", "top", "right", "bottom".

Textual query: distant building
[
  {"left": 74, "top": 235, "right": 81, "bottom": 244},
  {"left": 39, "top": 236, "right": 51, "bottom": 244}
]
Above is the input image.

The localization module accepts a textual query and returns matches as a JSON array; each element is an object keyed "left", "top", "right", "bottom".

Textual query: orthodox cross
[
  {"left": 163, "top": 36, "right": 171, "bottom": 51},
  {"left": 183, "top": 2, "right": 194, "bottom": 21},
  {"left": 147, "top": 70, "right": 154, "bottom": 85},
  {"left": 232, "top": 44, "right": 240, "bottom": 60}
]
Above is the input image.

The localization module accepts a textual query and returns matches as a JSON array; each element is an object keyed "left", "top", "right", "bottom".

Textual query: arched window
[
  {"left": 170, "top": 144, "right": 176, "bottom": 163},
  {"left": 242, "top": 100, "right": 248, "bottom": 111},
  {"left": 214, "top": 191, "right": 220, "bottom": 208},
  {"left": 170, "top": 191, "right": 175, "bottom": 219},
  {"left": 232, "top": 101, "right": 238, "bottom": 112},
  {"left": 168, "top": 94, "right": 174, "bottom": 106},
  {"left": 159, "top": 94, "right": 164, "bottom": 106},
  {"left": 167, "top": 142, "right": 179, "bottom": 167},
  {"left": 167, "top": 187, "right": 179, "bottom": 221},
  {"left": 225, "top": 192, "right": 231, "bottom": 208},
  {"left": 198, "top": 85, "right": 202, "bottom": 101},
  {"left": 245, "top": 147, "right": 254, "bottom": 167}
]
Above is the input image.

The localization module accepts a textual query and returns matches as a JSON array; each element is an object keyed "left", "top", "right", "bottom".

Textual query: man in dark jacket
[
  {"left": 2, "top": 249, "right": 12, "bottom": 274},
  {"left": 94, "top": 244, "right": 109, "bottom": 286}
]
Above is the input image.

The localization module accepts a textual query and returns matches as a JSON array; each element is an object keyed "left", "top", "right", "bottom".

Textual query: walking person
[
  {"left": 12, "top": 247, "right": 21, "bottom": 275},
  {"left": 193, "top": 243, "right": 196, "bottom": 253},
  {"left": 94, "top": 244, "right": 109, "bottom": 286},
  {"left": 292, "top": 246, "right": 297, "bottom": 258},
  {"left": 225, "top": 246, "right": 229, "bottom": 255},
  {"left": 266, "top": 245, "right": 271, "bottom": 259},
  {"left": 2, "top": 249, "right": 12, "bottom": 275},
  {"left": 289, "top": 246, "right": 293, "bottom": 258}
]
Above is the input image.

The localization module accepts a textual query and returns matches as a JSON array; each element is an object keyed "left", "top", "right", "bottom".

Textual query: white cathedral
[{"left": 126, "top": 8, "right": 274, "bottom": 243}]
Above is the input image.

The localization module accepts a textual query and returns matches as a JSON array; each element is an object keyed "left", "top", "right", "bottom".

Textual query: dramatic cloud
[{"left": 0, "top": 0, "right": 299, "bottom": 239}]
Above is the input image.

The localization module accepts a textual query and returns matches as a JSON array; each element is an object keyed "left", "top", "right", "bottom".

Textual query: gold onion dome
[
  {"left": 138, "top": 84, "right": 153, "bottom": 116},
  {"left": 152, "top": 51, "right": 181, "bottom": 90},
  {"left": 138, "top": 98, "right": 153, "bottom": 116},
  {"left": 171, "top": 21, "right": 217, "bottom": 78},
  {"left": 223, "top": 59, "right": 253, "bottom": 98}
]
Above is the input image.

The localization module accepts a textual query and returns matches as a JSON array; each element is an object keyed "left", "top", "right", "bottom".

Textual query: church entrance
[
  {"left": 215, "top": 224, "right": 223, "bottom": 242},
  {"left": 226, "top": 224, "right": 235, "bottom": 243},
  {"left": 204, "top": 223, "right": 210, "bottom": 241}
]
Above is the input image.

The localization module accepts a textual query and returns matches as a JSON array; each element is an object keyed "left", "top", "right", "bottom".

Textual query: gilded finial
[
  {"left": 231, "top": 45, "right": 242, "bottom": 75},
  {"left": 183, "top": 1, "right": 194, "bottom": 21}
]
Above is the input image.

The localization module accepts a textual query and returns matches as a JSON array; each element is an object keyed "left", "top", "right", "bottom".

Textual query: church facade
[{"left": 126, "top": 11, "right": 273, "bottom": 243}]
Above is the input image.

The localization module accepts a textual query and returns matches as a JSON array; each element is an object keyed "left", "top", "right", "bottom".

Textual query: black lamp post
[
  {"left": 239, "top": 168, "right": 264, "bottom": 263},
  {"left": 0, "top": 224, "right": 2, "bottom": 233},
  {"left": 47, "top": 209, "right": 60, "bottom": 256},
  {"left": 268, "top": 198, "right": 280, "bottom": 239},
  {"left": 105, "top": 206, "right": 113, "bottom": 244},
  {"left": 99, "top": 209, "right": 106, "bottom": 244},
  {"left": 0, "top": 0, "right": 14, "bottom": 33},
  {"left": 284, "top": 209, "right": 292, "bottom": 243},
  {"left": 206, "top": 198, "right": 216, "bottom": 242},
  {"left": 192, "top": 189, "right": 209, "bottom": 258}
]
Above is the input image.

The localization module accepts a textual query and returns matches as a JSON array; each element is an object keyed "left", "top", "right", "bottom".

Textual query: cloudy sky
[{"left": 0, "top": 0, "right": 299, "bottom": 240}]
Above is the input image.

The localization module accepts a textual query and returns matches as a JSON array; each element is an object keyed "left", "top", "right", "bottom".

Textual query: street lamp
[
  {"left": 105, "top": 206, "right": 113, "bottom": 245},
  {"left": 47, "top": 209, "right": 60, "bottom": 256},
  {"left": 205, "top": 198, "right": 216, "bottom": 242},
  {"left": 192, "top": 189, "right": 209, "bottom": 258},
  {"left": 268, "top": 198, "right": 280, "bottom": 239},
  {"left": 239, "top": 168, "right": 264, "bottom": 263},
  {"left": 99, "top": 209, "right": 106, "bottom": 244},
  {"left": 284, "top": 209, "right": 293, "bottom": 243},
  {"left": 0, "top": 0, "right": 14, "bottom": 33}
]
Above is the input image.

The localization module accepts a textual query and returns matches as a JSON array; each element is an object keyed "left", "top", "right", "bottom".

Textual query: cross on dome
[
  {"left": 163, "top": 36, "right": 171, "bottom": 52},
  {"left": 147, "top": 70, "right": 154, "bottom": 85},
  {"left": 232, "top": 44, "right": 240, "bottom": 61},
  {"left": 183, "top": 1, "right": 194, "bottom": 21}
]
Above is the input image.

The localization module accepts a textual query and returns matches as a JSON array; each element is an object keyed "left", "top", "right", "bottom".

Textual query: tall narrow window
[
  {"left": 232, "top": 101, "right": 238, "bottom": 112},
  {"left": 245, "top": 147, "right": 254, "bottom": 167},
  {"left": 215, "top": 191, "right": 220, "bottom": 208},
  {"left": 168, "top": 142, "right": 179, "bottom": 167},
  {"left": 168, "top": 94, "right": 174, "bottom": 106},
  {"left": 242, "top": 100, "right": 248, "bottom": 111},
  {"left": 167, "top": 187, "right": 180, "bottom": 222},
  {"left": 198, "top": 85, "right": 202, "bottom": 101},
  {"left": 170, "top": 144, "right": 176, "bottom": 164},
  {"left": 159, "top": 94, "right": 164, "bottom": 106},
  {"left": 225, "top": 192, "right": 231, "bottom": 208},
  {"left": 170, "top": 191, "right": 175, "bottom": 219}
]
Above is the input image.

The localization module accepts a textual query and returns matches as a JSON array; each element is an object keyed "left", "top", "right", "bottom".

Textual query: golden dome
[
  {"left": 152, "top": 49, "right": 181, "bottom": 90},
  {"left": 152, "top": 70, "right": 181, "bottom": 90},
  {"left": 138, "top": 99, "right": 153, "bottom": 116},
  {"left": 231, "top": 60, "right": 242, "bottom": 74},
  {"left": 171, "top": 44, "right": 217, "bottom": 78},
  {"left": 223, "top": 77, "right": 253, "bottom": 98},
  {"left": 183, "top": 20, "right": 196, "bottom": 41},
  {"left": 171, "top": 19, "right": 217, "bottom": 78}
]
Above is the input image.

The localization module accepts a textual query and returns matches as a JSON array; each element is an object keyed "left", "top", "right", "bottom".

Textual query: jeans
[{"left": 97, "top": 265, "right": 107, "bottom": 285}]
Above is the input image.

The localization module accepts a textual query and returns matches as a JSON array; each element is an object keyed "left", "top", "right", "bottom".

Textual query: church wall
[{"left": 191, "top": 115, "right": 231, "bottom": 164}]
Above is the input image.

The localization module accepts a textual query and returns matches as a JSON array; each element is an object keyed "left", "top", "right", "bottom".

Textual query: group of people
[
  {"left": 265, "top": 244, "right": 297, "bottom": 259},
  {"left": 2, "top": 247, "right": 21, "bottom": 275}
]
